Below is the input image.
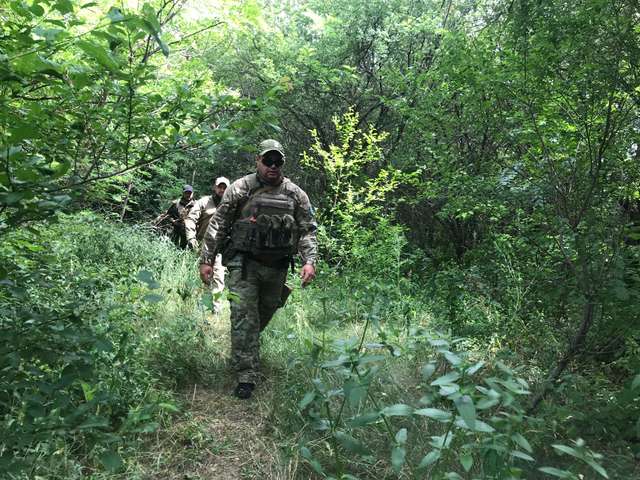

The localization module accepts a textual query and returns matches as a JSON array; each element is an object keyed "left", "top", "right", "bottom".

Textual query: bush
[{"left": 0, "top": 212, "right": 212, "bottom": 478}]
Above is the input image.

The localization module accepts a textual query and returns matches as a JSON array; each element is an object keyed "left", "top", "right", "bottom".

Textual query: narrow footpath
[{"left": 141, "top": 312, "right": 299, "bottom": 480}]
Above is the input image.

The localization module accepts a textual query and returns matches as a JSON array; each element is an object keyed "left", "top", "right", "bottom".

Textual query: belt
[{"left": 247, "top": 253, "right": 290, "bottom": 269}]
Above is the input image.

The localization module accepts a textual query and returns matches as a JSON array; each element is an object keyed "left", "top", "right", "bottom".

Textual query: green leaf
[
  {"left": 298, "top": 391, "right": 315, "bottom": 410},
  {"left": 441, "top": 386, "right": 460, "bottom": 397},
  {"left": 143, "top": 293, "right": 163, "bottom": 303},
  {"left": 538, "top": 467, "right": 574, "bottom": 478},
  {"left": 496, "top": 378, "right": 530, "bottom": 395},
  {"left": 349, "top": 412, "right": 380, "bottom": 427},
  {"left": 159, "top": 402, "right": 180, "bottom": 413},
  {"left": 94, "top": 338, "right": 113, "bottom": 352},
  {"left": 321, "top": 355, "right": 349, "bottom": 368},
  {"left": 466, "top": 361, "right": 485, "bottom": 375},
  {"left": 357, "top": 354, "right": 386, "bottom": 365},
  {"left": 29, "top": 3, "right": 45, "bottom": 16},
  {"left": 1, "top": 192, "right": 24, "bottom": 206},
  {"left": 334, "top": 431, "right": 368, "bottom": 455},
  {"left": 421, "top": 362, "right": 436, "bottom": 379},
  {"left": 142, "top": 3, "right": 161, "bottom": 32},
  {"left": 137, "top": 270, "right": 160, "bottom": 288},
  {"left": 552, "top": 444, "right": 580, "bottom": 458},
  {"left": 54, "top": 0, "right": 74, "bottom": 14},
  {"left": 33, "top": 26, "right": 65, "bottom": 42},
  {"left": 443, "top": 350, "right": 462, "bottom": 366},
  {"left": 300, "top": 446, "right": 325, "bottom": 476},
  {"left": 77, "top": 40, "right": 119, "bottom": 72},
  {"left": 77, "top": 416, "right": 109, "bottom": 429},
  {"left": 460, "top": 451, "right": 473, "bottom": 472},
  {"left": 413, "top": 407, "right": 452, "bottom": 422},
  {"left": 80, "top": 381, "right": 95, "bottom": 401},
  {"left": 50, "top": 159, "right": 71, "bottom": 177},
  {"left": 381, "top": 404, "right": 413, "bottom": 417},
  {"left": 445, "top": 472, "right": 464, "bottom": 480},
  {"left": 391, "top": 446, "right": 406, "bottom": 473},
  {"left": 585, "top": 459, "right": 609, "bottom": 479},
  {"left": 476, "top": 397, "right": 500, "bottom": 410},
  {"left": 99, "top": 450, "right": 123, "bottom": 472},
  {"left": 344, "top": 379, "right": 367, "bottom": 407},
  {"left": 430, "top": 432, "right": 454, "bottom": 449},
  {"left": 631, "top": 374, "right": 640, "bottom": 390},
  {"left": 511, "top": 433, "right": 532, "bottom": 453},
  {"left": 395, "top": 428, "right": 407, "bottom": 444},
  {"left": 10, "top": 1, "right": 31, "bottom": 17},
  {"left": 430, "top": 371, "right": 460, "bottom": 386},
  {"left": 418, "top": 450, "right": 441, "bottom": 469},
  {"left": 154, "top": 34, "right": 170, "bottom": 57},
  {"left": 107, "top": 7, "right": 125, "bottom": 22},
  {"left": 496, "top": 361, "right": 514, "bottom": 375},
  {"left": 511, "top": 450, "right": 535, "bottom": 462},
  {"left": 12, "top": 53, "right": 62, "bottom": 77},
  {"left": 455, "top": 418, "right": 495, "bottom": 433},
  {"left": 454, "top": 395, "right": 476, "bottom": 430},
  {"left": 200, "top": 291, "right": 213, "bottom": 309}
]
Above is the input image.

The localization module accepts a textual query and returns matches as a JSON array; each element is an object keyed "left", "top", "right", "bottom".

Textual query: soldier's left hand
[{"left": 300, "top": 264, "right": 316, "bottom": 287}]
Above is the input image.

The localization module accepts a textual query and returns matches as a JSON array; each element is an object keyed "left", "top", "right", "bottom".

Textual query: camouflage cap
[{"left": 258, "top": 139, "right": 285, "bottom": 158}]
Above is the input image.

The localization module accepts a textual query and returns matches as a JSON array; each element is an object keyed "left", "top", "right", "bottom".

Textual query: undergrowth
[{"left": 2, "top": 212, "right": 636, "bottom": 479}]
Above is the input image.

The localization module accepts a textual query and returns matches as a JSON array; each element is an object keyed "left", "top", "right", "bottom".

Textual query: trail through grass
[{"left": 133, "top": 309, "right": 302, "bottom": 480}]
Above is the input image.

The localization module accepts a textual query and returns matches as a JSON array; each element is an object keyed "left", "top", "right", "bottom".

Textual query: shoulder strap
[
  {"left": 236, "top": 174, "right": 270, "bottom": 216},
  {"left": 234, "top": 175, "right": 297, "bottom": 219}
]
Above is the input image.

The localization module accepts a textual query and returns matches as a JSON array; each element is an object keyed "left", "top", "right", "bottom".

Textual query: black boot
[{"left": 233, "top": 382, "right": 255, "bottom": 399}]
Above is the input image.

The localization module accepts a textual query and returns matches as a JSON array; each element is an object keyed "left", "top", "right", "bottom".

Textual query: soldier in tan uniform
[
  {"left": 199, "top": 140, "right": 318, "bottom": 399},
  {"left": 185, "top": 176, "right": 230, "bottom": 314}
]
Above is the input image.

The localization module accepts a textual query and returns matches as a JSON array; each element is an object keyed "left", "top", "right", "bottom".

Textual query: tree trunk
[
  {"left": 528, "top": 300, "right": 596, "bottom": 413},
  {"left": 120, "top": 180, "right": 134, "bottom": 221}
]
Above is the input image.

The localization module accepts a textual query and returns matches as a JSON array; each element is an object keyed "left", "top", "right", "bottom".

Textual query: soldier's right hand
[{"left": 199, "top": 263, "right": 213, "bottom": 284}]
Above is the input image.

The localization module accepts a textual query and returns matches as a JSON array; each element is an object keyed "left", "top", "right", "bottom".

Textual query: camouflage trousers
[
  {"left": 210, "top": 253, "right": 225, "bottom": 314},
  {"left": 226, "top": 255, "right": 288, "bottom": 384}
]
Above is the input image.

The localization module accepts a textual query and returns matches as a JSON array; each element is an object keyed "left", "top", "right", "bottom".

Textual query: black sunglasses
[{"left": 261, "top": 154, "right": 285, "bottom": 168}]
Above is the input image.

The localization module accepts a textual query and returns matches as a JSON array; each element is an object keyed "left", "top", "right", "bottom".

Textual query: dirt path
[
  {"left": 172, "top": 385, "right": 293, "bottom": 480},
  {"left": 141, "top": 313, "right": 299, "bottom": 480}
]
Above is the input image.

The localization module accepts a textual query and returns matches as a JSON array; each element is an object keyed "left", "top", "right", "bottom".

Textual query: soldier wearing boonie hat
[{"left": 198, "top": 139, "right": 318, "bottom": 399}]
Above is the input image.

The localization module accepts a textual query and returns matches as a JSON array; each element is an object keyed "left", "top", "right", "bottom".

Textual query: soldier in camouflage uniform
[
  {"left": 199, "top": 140, "right": 318, "bottom": 399},
  {"left": 185, "top": 176, "right": 230, "bottom": 314},
  {"left": 156, "top": 185, "right": 195, "bottom": 249}
]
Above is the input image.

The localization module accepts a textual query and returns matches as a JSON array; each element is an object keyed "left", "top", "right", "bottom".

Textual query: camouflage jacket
[
  {"left": 200, "top": 173, "right": 318, "bottom": 266},
  {"left": 185, "top": 195, "right": 220, "bottom": 242},
  {"left": 155, "top": 198, "right": 193, "bottom": 227}
]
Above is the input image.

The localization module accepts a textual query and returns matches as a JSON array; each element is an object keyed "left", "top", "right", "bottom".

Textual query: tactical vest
[{"left": 227, "top": 187, "right": 298, "bottom": 263}]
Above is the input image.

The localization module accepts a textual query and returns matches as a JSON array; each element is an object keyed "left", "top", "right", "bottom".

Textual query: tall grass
[{"left": 0, "top": 212, "right": 223, "bottom": 478}]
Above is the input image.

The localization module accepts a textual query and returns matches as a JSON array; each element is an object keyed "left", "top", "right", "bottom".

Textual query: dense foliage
[{"left": 2, "top": 0, "right": 639, "bottom": 478}]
